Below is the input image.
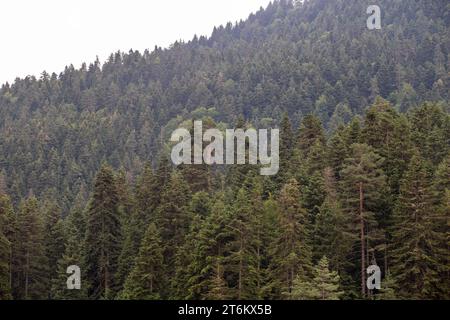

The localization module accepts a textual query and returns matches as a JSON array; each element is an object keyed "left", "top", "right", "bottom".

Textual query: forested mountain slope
[
  {"left": 0, "top": 0, "right": 449, "bottom": 301},
  {"left": 0, "top": 0, "right": 448, "bottom": 208}
]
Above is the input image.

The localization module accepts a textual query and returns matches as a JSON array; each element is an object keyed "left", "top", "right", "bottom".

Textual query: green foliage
[
  {"left": 0, "top": 194, "right": 14, "bottom": 299},
  {"left": 291, "top": 256, "right": 343, "bottom": 300},
  {"left": 391, "top": 154, "right": 448, "bottom": 299},
  {"left": 15, "top": 196, "right": 48, "bottom": 299},
  {"left": 120, "top": 223, "right": 165, "bottom": 300},
  {"left": 84, "top": 165, "right": 122, "bottom": 299},
  {"left": 0, "top": 0, "right": 448, "bottom": 301},
  {"left": 270, "top": 178, "right": 312, "bottom": 299}
]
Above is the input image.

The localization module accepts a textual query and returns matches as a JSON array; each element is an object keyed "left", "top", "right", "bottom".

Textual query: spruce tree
[
  {"left": 391, "top": 154, "right": 447, "bottom": 299},
  {"left": 0, "top": 193, "right": 14, "bottom": 299},
  {"left": 84, "top": 165, "right": 122, "bottom": 299},
  {"left": 432, "top": 156, "right": 450, "bottom": 298},
  {"left": 291, "top": 256, "right": 343, "bottom": 300},
  {"left": 274, "top": 112, "right": 294, "bottom": 188},
  {"left": 42, "top": 201, "right": 66, "bottom": 298},
  {"left": 410, "top": 103, "right": 449, "bottom": 166},
  {"left": 51, "top": 209, "right": 88, "bottom": 300},
  {"left": 225, "top": 183, "right": 262, "bottom": 300},
  {"left": 156, "top": 170, "right": 191, "bottom": 296},
  {"left": 120, "top": 223, "right": 165, "bottom": 300},
  {"left": 172, "top": 191, "right": 215, "bottom": 299},
  {"left": 362, "top": 98, "right": 413, "bottom": 193},
  {"left": 269, "top": 178, "right": 312, "bottom": 299},
  {"left": 0, "top": 226, "right": 11, "bottom": 299},
  {"left": 327, "top": 125, "right": 350, "bottom": 179},
  {"left": 311, "top": 256, "right": 344, "bottom": 300},
  {"left": 376, "top": 273, "right": 397, "bottom": 300},
  {"left": 339, "top": 143, "right": 387, "bottom": 298},
  {"left": 296, "top": 114, "right": 326, "bottom": 158},
  {"left": 313, "top": 169, "right": 354, "bottom": 272},
  {"left": 115, "top": 169, "right": 138, "bottom": 292},
  {"left": 15, "top": 196, "right": 48, "bottom": 299}
]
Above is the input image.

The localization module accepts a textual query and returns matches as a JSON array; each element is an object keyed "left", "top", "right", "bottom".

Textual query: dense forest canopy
[
  {"left": 0, "top": 0, "right": 449, "bottom": 300},
  {"left": 0, "top": 0, "right": 448, "bottom": 208}
]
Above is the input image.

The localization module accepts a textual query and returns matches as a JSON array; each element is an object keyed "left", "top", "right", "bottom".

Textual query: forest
[{"left": 0, "top": 0, "right": 449, "bottom": 300}]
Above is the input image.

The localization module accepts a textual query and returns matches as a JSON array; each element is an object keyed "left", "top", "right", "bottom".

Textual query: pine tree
[
  {"left": 291, "top": 256, "right": 343, "bottom": 300},
  {"left": 225, "top": 181, "right": 263, "bottom": 300},
  {"left": 42, "top": 201, "right": 66, "bottom": 298},
  {"left": 313, "top": 168, "right": 353, "bottom": 271},
  {"left": 274, "top": 113, "right": 294, "bottom": 188},
  {"left": 176, "top": 193, "right": 218, "bottom": 297},
  {"left": 390, "top": 154, "right": 447, "bottom": 299},
  {"left": 153, "top": 153, "right": 173, "bottom": 207},
  {"left": 327, "top": 125, "right": 350, "bottom": 179},
  {"left": 311, "top": 256, "right": 344, "bottom": 300},
  {"left": 179, "top": 194, "right": 230, "bottom": 299},
  {"left": 339, "top": 143, "right": 387, "bottom": 299},
  {"left": 15, "top": 196, "right": 48, "bottom": 299},
  {"left": 84, "top": 165, "right": 122, "bottom": 299},
  {"left": 225, "top": 119, "right": 258, "bottom": 194},
  {"left": 51, "top": 209, "right": 88, "bottom": 300},
  {"left": 432, "top": 156, "right": 450, "bottom": 298},
  {"left": 269, "top": 179, "right": 312, "bottom": 299},
  {"left": 289, "top": 276, "right": 317, "bottom": 300},
  {"left": 376, "top": 273, "right": 397, "bottom": 300},
  {"left": 172, "top": 213, "right": 204, "bottom": 300},
  {"left": 0, "top": 193, "right": 14, "bottom": 299},
  {"left": 296, "top": 114, "right": 326, "bottom": 159},
  {"left": 362, "top": 97, "right": 413, "bottom": 193},
  {"left": 119, "top": 223, "right": 165, "bottom": 300},
  {"left": 410, "top": 103, "right": 449, "bottom": 166},
  {"left": 115, "top": 169, "right": 138, "bottom": 292},
  {"left": 134, "top": 162, "right": 160, "bottom": 235},
  {"left": 156, "top": 170, "right": 191, "bottom": 296},
  {"left": 179, "top": 119, "right": 214, "bottom": 194},
  {"left": 0, "top": 225, "right": 11, "bottom": 299}
]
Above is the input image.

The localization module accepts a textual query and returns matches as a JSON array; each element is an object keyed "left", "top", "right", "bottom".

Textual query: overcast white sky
[{"left": 0, "top": 0, "right": 272, "bottom": 84}]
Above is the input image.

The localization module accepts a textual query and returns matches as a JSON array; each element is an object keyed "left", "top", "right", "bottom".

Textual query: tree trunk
[
  {"left": 9, "top": 245, "right": 12, "bottom": 292},
  {"left": 25, "top": 251, "right": 29, "bottom": 299},
  {"left": 359, "top": 182, "right": 366, "bottom": 298},
  {"left": 238, "top": 237, "right": 243, "bottom": 299}
]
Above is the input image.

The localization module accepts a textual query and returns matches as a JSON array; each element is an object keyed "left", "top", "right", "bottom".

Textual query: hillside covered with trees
[{"left": 0, "top": 0, "right": 449, "bottom": 300}]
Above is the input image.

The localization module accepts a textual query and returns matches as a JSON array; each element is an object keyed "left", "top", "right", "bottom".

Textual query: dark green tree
[
  {"left": 340, "top": 143, "right": 387, "bottom": 299},
  {"left": 390, "top": 154, "right": 447, "bottom": 299},
  {"left": 120, "top": 223, "right": 165, "bottom": 300},
  {"left": 15, "top": 196, "right": 48, "bottom": 299},
  {"left": 269, "top": 179, "right": 312, "bottom": 299},
  {"left": 84, "top": 165, "right": 122, "bottom": 299}
]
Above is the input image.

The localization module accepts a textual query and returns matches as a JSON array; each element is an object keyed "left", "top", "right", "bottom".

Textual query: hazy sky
[{"left": 0, "top": 0, "right": 272, "bottom": 84}]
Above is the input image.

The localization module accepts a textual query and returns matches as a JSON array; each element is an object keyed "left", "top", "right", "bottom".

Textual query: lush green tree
[
  {"left": 340, "top": 143, "right": 387, "bottom": 299},
  {"left": 410, "top": 103, "right": 449, "bottom": 166},
  {"left": 275, "top": 113, "right": 295, "bottom": 188},
  {"left": 362, "top": 97, "right": 413, "bottom": 193},
  {"left": 182, "top": 194, "right": 231, "bottom": 300},
  {"left": 84, "top": 165, "right": 122, "bottom": 299},
  {"left": 225, "top": 181, "right": 263, "bottom": 300},
  {"left": 0, "top": 193, "right": 14, "bottom": 299},
  {"left": 391, "top": 154, "right": 447, "bottom": 299},
  {"left": 296, "top": 115, "right": 326, "bottom": 159},
  {"left": 120, "top": 223, "right": 165, "bottom": 300},
  {"left": 51, "top": 209, "right": 88, "bottom": 300},
  {"left": 156, "top": 170, "right": 191, "bottom": 296},
  {"left": 376, "top": 273, "right": 397, "bottom": 300},
  {"left": 291, "top": 256, "right": 343, "bottom": 300},
  {"left": 269, "top": 179, "right": 312, "bottom": 299},
  {"left": 15, "top": 196, "right": 48, "bottom": 299},
  {"left": 42, "top": 201, "right": 66, "bottom": 298}
]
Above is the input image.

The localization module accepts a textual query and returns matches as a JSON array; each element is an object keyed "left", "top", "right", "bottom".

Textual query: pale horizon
[{"left": 0, "top": 0, "right": 272, "bottom": 84}]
